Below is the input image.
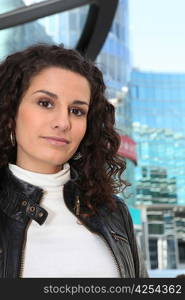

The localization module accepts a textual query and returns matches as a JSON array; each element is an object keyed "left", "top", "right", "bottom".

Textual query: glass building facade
[
  {"left": 130, "top": 70, "right": 185, "bottom": 206},
  {"left": 129, "top": 69, "right": 185, "bottom": 270}
]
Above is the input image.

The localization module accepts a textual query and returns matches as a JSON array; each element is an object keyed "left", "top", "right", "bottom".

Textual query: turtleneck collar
[{"left": 8, "top": 163, "right": 70, "bottom": 192}]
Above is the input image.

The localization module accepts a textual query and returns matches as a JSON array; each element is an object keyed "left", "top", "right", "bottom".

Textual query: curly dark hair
[{"left": 0, "top": 43, "right": 127, "bottom": 213}]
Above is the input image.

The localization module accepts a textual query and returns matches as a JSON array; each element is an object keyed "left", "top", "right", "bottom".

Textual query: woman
[{"left": 0, "top": 44, "right": 148, "bottom": 278}]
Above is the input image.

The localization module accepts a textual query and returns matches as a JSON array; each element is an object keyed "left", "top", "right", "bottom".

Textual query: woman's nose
[{"left": 50, "top": 110, "right": 71, "bottom": 132}]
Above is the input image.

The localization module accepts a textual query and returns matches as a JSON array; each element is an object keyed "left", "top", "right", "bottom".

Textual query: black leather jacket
[{"left": 0, "top": 166, "right": 148, "bottom": 278}]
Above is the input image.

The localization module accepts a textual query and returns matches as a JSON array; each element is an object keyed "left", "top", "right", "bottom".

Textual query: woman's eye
[
  {"left": 70, "top": 107, "right": 86, "bottom": 116},
  {"left": 38, "top": 100, "right": 53, "bottom": 108}
]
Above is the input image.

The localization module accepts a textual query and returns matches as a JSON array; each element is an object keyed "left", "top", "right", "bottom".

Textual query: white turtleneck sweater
[{"left": 9, "top": 163, "right": 119, "bottom": 278}]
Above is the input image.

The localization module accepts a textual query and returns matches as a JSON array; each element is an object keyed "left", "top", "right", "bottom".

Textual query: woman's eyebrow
[
  {"left": 32, "top": 89, "right": 89, "bottom": 106},
  {"left": 72, "top": 100, "right": 89, "bottom": 106},
  {"left": 32, "top": 89, "right": 58, "bottom": 98}
]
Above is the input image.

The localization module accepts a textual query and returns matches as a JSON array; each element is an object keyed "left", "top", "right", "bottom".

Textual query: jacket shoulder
[
  {"left": 112, "top": 195, "right": 131, "bottom": 218},
  {"left": 113, "top": 194, "right": 128, "bottom": 207}
]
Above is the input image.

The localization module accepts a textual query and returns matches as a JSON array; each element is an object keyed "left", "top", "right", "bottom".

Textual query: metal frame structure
[{"left": 0, "top": 0, "right": 118, "bottom": 60}]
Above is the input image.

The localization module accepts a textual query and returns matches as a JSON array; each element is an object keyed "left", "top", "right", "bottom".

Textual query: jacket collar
[
  {"left": 0, "top": 165, "right": 79, "bottom": 225},
  {"left": 0, "top": 165, "right": 46, "bottom": 225}
]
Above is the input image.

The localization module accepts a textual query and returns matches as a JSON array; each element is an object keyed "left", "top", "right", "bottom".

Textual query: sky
[{"left": 128, "top": 0, "right": 185, "bottom": 72}]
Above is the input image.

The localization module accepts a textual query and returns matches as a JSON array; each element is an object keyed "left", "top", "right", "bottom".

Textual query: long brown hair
[{"left": 0, "top": 44, "right": 127, "bottom": 213}]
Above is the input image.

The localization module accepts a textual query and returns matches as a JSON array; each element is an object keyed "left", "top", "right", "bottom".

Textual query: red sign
[{"left": 118, "top": 135, "right": 137, "bottom": 164}]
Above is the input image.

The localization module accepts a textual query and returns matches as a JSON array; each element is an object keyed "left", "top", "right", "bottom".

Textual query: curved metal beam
[{"left": 76, "top": 0, "right": 119, "bottom": 60}]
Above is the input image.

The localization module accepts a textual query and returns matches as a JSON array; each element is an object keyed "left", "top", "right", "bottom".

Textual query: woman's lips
[{"left": 42, "top": 136, "right": 70, "bottom": 146}]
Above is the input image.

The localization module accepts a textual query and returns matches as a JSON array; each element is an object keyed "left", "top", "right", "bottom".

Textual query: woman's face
[{"left": 15, "top": 67, "right": 90, "bottom": 173}]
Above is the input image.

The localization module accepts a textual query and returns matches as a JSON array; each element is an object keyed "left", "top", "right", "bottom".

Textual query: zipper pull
[
  {"left": 74, "top": 195, "right": 80, "bottom": 216},
  {"left": 110, "top": 230, "right": 119, "bottom": 240},
  {"left": 110, "top": 230, "right": 127, "bottom": 242}
]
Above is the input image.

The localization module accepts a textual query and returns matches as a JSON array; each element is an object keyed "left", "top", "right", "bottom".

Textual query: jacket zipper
[
  {"left": 110, "top": 230, "right": 137, "bottom": 277},
  {"left": 19, "top": 219, "right": 32, "bottom": 278},
  {"left": 19, "top": 238, "right": 26, "bottom": 278}
]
